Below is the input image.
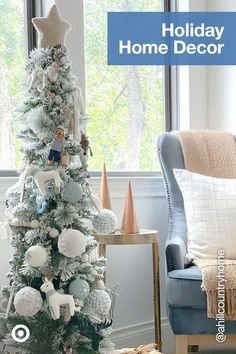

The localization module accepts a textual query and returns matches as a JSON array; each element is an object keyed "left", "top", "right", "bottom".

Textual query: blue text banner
[{"left": 108, "top": 12, "right": 236, "bottom": 65}]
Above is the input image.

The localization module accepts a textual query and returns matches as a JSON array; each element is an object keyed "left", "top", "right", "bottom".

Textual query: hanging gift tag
[
  {"left": 6, "top": 282, "right": 16, "bottom": 318},
  {"left": 61, "top": 152, "right": 69, "bottom": 167}
]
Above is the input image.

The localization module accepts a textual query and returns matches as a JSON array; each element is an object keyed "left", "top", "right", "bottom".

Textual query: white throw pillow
[{"left": 174, "top": 169, "right": 236, "bottom": 260}]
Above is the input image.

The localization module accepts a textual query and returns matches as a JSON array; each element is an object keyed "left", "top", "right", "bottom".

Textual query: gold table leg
[{"left": 152, "top": 242, "right": 162, "bottom": 351}]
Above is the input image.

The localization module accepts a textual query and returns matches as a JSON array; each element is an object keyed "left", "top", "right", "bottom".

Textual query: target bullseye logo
[{"left": 12, "top": 324, "right": 30, "bottom": 343}]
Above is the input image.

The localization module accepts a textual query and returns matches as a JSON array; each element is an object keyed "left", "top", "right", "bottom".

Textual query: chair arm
[{"left": 166, "top": 237, "right": 187, "bottom": 272}]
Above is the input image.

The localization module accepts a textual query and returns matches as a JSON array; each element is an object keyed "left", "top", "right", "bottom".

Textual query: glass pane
[
  {"left": 85, "top": 0, "right": 164, "bottom": 171},
  {"left": 0, "top": 0, "right": 25, "bottom": 170}
]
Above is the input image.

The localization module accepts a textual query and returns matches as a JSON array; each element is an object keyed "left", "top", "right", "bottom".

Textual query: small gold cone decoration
[
  {"left": 100, "top": 163, "right": 112, "bottom": 210},
  {"left": 121, "top": 180, "right": 139, "bottom": 234}
]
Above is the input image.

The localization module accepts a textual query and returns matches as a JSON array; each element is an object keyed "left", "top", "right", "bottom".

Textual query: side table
[{"left": 94, "top": 230, "right": 162, "bottom": 352}]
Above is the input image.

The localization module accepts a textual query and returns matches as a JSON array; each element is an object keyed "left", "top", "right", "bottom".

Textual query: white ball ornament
[
  {"left": 31, "top": 220, "right": 40, "bottom": 229},
  {"left": 54, "top": 95, "right": 63, "bottom": 105},
  {"left": 14, "top": 287, "right": 43, "bottom": 317},
  {"left": 62, "top": 182, "right": 83, "bottom": 203},
  {"left": 11, "top": 218, "right": 21, "bottom": 227},
  {"left": 69, "top": 278, "right": 90, "bottom": 301},
  {"left": 49, "top": 228, "right": 59, "bottom": 238},
  {"left": 92, "top": 209, "right": 117, "bottom": 234},
  {"left": 25, "top": 245, "right": 48, "bottom": 267},
  {"left": 58, "top": 229, "right": 87, "bottom": 258},
  {"left": 84, "top": 289, "right": 111, "bottom": 317}
]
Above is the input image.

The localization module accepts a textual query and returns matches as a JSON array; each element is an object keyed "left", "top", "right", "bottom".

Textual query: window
[
  {"left": 85, "top": 0, "right": 169, "bottom": 172},
  {"left": 0, "top": 0, "right": 25, "bottom": 170},
  {"left": 0, "top": 0, "right": 42, "bottom": 173}
]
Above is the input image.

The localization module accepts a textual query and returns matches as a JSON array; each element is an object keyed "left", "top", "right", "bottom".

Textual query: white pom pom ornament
[
  {"left": 14, "top": 287, "right": 43, "bottom": 317},
  {"left": 49, "top": 228, "right": 59, "bottom": 238},
  {"left": 58, "top": 229, "right": 87, "bottom": 258},
  {"left": 11, "top": 218, "right": 21, "bottom": 227},
  {"left": 92, "top": 209, "right": 117, "bottom": 234},
  {"left": 54, "top": 95, "right": 63, "bottom": 105},
  {"left": 83, "top": 289, "right": 111, "bottom": 317},
  {"left": 25, "top": 245, "right": 48, "bottom": 267},
  {"left": 31, "top": 220, "right": 40, "bottom": 229}
]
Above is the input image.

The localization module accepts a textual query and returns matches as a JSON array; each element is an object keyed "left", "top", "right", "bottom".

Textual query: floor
[
  {"left": 186, "top": 350, "right": 236, "bottom": 354},
  {"left": 161, "top": 324, "right": 236, "bottom": 354},
  {"left": 195, "top": 347, "right": 236, "bottom": 354}
]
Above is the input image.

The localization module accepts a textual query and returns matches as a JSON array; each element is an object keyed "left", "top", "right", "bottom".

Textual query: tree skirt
[{"left": 113, "top": 343, "right": 161, "bottom": 354}]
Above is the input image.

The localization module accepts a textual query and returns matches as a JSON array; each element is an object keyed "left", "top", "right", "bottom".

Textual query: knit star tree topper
[{"left": 32, "top": 4, "right": 71, "bottom": 48}]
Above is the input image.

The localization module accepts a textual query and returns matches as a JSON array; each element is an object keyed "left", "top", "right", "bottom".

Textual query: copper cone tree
[
  {"left": 121, "top": 180, "right": 139, "bottom": 234},
  {"left": 100, "top": 162, "right": 112, "bottom": 210}
]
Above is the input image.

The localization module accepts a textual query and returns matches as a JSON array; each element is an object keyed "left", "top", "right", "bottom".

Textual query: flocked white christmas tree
[{"left": 0, "top": 5, "right": 115, "bottom": 354}]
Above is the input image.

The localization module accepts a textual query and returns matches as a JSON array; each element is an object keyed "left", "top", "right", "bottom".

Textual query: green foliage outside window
[
  {"left": 0, "top": 0, "right": 25, "bottom": 170},
  {"left": 85, "top": 0, "right": 164, "bottom": 171}
]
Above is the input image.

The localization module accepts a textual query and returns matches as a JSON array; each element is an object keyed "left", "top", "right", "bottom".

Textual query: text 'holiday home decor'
[{"left": 0, "top": 5, "right": 116, "bottom": 354}]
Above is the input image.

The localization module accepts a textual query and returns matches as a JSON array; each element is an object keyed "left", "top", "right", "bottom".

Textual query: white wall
[
  {"left": 178, "top": 0, "right": 209, "bottom": 130},
  {"left": 207, "top": 0, "right": 236, "bottom": 132},
  {"left": 178, "top": 0, "right": 236, "bottom": 132},
  {"left": 44, "top": 0, "right": 54, "bottom": 13},
  {"left": 208, "top": 66, "right": 236, "bottom": 132}
]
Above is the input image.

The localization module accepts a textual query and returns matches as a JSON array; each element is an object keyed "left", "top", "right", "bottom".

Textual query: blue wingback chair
[{"left": 158, "top": 132, "right": 236, "bottom": 354}]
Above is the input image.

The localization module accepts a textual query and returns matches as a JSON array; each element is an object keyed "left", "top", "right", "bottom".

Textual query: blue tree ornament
[
  {"left": 69, "top": 277, "right": 90, "bottom": 301},
  {"left": 36, "top": 195, "right": 47, "bottom": 214},
  {"left": 62, "top": 182, "right": 83, "bottom": 203}
]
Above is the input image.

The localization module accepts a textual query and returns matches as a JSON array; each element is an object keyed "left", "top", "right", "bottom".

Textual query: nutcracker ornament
[{"left": 48, "top": 127, "right": 65, "bottom": 164}]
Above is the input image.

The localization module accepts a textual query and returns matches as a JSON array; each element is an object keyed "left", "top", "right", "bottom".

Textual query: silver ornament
[
  {"left": 62, "top": 182, "right": 83, "bottom": 203},
  {"left": 92, "top": 209, "right": 117, "bottom": 234},
  {"left": 69, "top": 278, "right": 90, "bottom": 301},
  {"left": 14, "top": 287, "right": 43, "bottom": 317}
]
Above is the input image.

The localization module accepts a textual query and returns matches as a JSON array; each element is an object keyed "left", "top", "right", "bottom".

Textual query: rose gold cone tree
[
  {"left": 121, "top": 180, "right": 139, "bottom": 234},
  {"left": 100, "top": 163, "right": 112, "bottom": 210}
]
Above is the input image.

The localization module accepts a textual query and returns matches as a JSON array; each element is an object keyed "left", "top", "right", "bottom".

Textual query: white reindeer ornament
[{"left": 40, "top": 278, "right": 76, "bottom": 320}]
